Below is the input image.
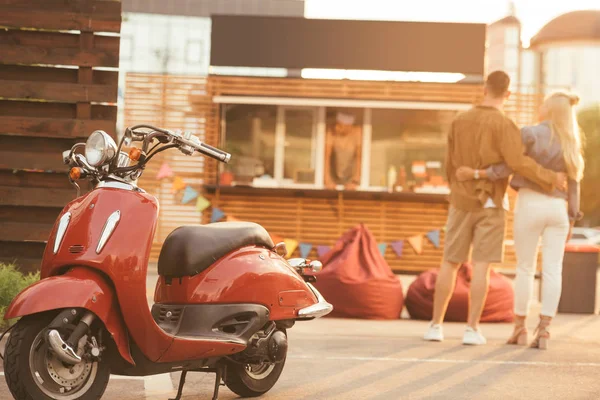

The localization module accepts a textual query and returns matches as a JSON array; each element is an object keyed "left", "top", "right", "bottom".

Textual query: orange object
[
  {"left": 69, "top": 167, "right": 82, "bottom": 180},
  {"left": 408, "top": 235, "right": 423, "bottom": 254},
  {"left": 129, "top": 147, "right": 142, "bottom": 161},
  {"left": 314, "top": 224, "right": 404, "bottom": 319},
  {"left": 405, "top": 264, "right": 514, "bottom": 322},
  {"left": 171, "top": 176, "right": 186, "bottom": 193},
  {"left": 564, "top": 243, "right": 600, "bottom": 253}
]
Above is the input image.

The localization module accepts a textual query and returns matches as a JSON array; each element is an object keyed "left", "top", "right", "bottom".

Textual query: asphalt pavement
[{"left": 0, "top": 272, "right": 598, "bottom": 399}]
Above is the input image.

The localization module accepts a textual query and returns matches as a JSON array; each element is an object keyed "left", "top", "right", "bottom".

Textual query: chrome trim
[
  {"left": 86, "top": 130, "right": 117, "bottom": 167},
  {"left": 287, "top": 258, "right": 305, "bottom": 268},
  {"left": 96, "top": 210, "right": 120, "bottom": 254},
  {"left": 53, "top": 212, "right": 71, "bottom": 254},
  {"left": 97, "top": 181, "right": 136, "bottom": 191},
  {"left": 47, "top": 330, "right": 82, "bottom": 364},
  {"left": 116, "top": 151, "right": 130, "bottom": 168},
  {"left": 297, "top": 283, "right": 333, "bottom": 319}
]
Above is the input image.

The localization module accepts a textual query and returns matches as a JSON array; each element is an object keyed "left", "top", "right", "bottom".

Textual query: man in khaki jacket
[{"left": 424, "top": 71, "right": 568, "bottom": 345}]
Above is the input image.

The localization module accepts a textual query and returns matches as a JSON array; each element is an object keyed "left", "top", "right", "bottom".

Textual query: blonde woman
[{"left": 455, "top": 92, "right": 585, "bottom": 349}]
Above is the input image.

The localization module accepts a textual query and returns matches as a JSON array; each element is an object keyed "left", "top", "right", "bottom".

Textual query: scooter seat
[{"left": 157, "top": 222, "right": 275, "bottom": 278}]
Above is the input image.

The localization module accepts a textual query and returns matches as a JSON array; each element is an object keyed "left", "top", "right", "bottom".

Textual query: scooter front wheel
[
  {"left": 225, "top": 358, "right": 286, "bottom": 398},
  {"left": 3, "top": 312, "right": 110, "bottom": 400}
]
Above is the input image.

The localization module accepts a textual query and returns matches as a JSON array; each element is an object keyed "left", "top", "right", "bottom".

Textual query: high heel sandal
[
  {"left": 530, "top": 315, "right": 552, "bottom": 350},
  {"left": 506, "top": 315, "right": 528, "bottom": 345}
]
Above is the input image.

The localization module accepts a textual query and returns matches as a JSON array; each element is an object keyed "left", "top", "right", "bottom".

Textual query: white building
[
  {"left": 117, "top": 0, "right": 306, "bottom": 133},
  {"left": 486, "top": 9, "right": 600, "bottom": 105},
  {"left": 529, "top": 10, "right": 600, "bottom": 107}
]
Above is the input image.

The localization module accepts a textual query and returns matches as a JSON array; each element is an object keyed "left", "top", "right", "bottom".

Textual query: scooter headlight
[{"left": 85, "top": 130, "right": 117, "bottom": 167}]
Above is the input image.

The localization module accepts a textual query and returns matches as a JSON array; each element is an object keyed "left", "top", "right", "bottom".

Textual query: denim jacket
[{"left": 485, "top": 121, "right": 582, "bottom": 222}]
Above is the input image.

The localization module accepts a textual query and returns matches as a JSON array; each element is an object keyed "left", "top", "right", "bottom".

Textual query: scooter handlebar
[{"left": 196, "top": 143, "right": 231, "bottom": 164}]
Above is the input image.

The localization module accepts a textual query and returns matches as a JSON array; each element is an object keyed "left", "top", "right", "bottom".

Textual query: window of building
[
  {"left": 281, "top": 107, "right": 319, "bottom": 186},
  {"left": 222, "top": 104, "right": 277, "bottom": 185},
  {"left": 504, "top": 27, "right": 520, "bottom": 47},
  {"left": 120, "top": 35, "right": 133, "bottom": 61},
  {"left": 185, "top": 40, "right": 204, "bottom": 64},
  {"left": 221, "top": 102, "right": 462, "bottom": 194},
  {"left": 369, "top": 109, "right": 455, "bottom": 193}
]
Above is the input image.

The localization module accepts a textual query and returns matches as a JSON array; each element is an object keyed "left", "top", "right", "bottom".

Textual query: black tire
[
  {"left": 225, "top": 358, "right": 286, "bottom": 398},
  {"left": 3, "top": 312, "right": 111, "bottom": 400}
]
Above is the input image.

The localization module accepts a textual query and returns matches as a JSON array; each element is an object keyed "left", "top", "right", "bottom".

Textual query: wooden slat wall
[
  {"left": 0, "top": 0, "right": 121, "bottom": 272},
  {"left": 124, "top": 74, "right": 542, "bottom": 272},
  {"left": 123, "top": 74, "right": 219, "bottom": 259}
]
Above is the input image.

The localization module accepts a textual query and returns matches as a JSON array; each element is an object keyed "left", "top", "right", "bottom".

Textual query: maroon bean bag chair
[
  {"left": 405, "top": 264, "right": 514, "bottom": 322},
  {"left": 314, "top": 224, "right": 403, "bottom": 319}
]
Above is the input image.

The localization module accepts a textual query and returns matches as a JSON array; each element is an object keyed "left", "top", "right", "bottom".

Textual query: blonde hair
[{"left": 542, "top": 91, "right": 585, "bottom": 182}]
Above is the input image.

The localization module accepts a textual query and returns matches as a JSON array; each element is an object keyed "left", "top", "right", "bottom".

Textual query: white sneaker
[
  {"left": 462, "top": 326, "right": 487, "bottom": 345},
  {"left": 424, "top": 323, "right": 444, "bottom": 342}
]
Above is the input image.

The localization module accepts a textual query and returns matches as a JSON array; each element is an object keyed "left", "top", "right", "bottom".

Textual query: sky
[{"left": 305, "top": 0, "right": 600, "bottom": 47}]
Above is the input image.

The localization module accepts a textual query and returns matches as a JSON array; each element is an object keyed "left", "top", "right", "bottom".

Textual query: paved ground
[{"left": 1, "top": 273, "right": 599, "bottom": 399}]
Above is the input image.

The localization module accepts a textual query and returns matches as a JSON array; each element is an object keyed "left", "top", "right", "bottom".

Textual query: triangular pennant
[
  {"left": 378, "top": 243, "right": 387, "bottom": 257},
  {"left": 181, "top": 186, "right": 199, "bottom": 204},
  {"left": 171, "top": 176, "right": 186, "bottom": 193},
  {"left": 391, "top": 240, "right": 404, "bottom": 258},
  {"left": 426, "top": 230, "right": 441, "bottom": 248},
  {"left": 226, "top": 215, "right": 240, "bottom": 222},
  {"left": 211, "top": 207, "right": 225, "bottom": 223},
  {"left": 299, "top": 243, "right": 312, "bottom": 259},
  {"left": 195, "top": 195, "right": 211, "bottom": 212},
  {"left": 442, "top": 225, "right": 447, "bottom": 232},
  {"left": 317, "top": 245, "right": 331, "bottom": 258},
  {"left": 408, "top": 235, "right": 423, "bottom": 255},
  {"left": 283, "top": 239, "right": 299, "bottom": 258},
  {"left": 156, "top": 162, "right": 173, "bottom": 179}
]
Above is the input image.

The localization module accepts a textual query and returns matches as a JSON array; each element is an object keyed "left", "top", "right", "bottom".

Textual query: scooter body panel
[
  {"left": 154, "top": 246, "right": 319, "bottom": 321},
  {"left": 39, "top": 187, "right": 175, "bottom": 361},
  {"left": 4, "top": 267, "right": 134, "bottom": 365},
  {"left": 14, "top": 185, "right": 320, "bottom": 367}
]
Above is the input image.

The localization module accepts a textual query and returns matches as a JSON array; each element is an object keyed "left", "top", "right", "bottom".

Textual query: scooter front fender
[{"left": 4, "top": 267, "right": 134, "bottom": 365}]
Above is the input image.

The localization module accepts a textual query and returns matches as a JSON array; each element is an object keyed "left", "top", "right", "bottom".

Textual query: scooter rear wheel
[
  {"left": 224, "top": 358, "right": 286, "bottom": 398},
  {"left": 3, "top": 312, "right": 110, "bottom": 400}
]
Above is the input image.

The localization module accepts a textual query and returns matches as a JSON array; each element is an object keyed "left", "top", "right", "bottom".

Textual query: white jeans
[{"left": 513, "top": 188, "right": 570, "bottom": 317}]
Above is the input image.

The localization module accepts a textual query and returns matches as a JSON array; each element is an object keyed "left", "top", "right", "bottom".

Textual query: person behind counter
[{"left": 324, "top": 112, "right": 362, "bottom": 190}]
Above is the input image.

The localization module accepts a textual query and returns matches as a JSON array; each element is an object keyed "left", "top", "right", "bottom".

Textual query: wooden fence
[
  {"left": 125, "top": 74, "right": 541, "bottom": 272},
  {"left": 0, "top": 0, "right": 121, "bottom": 272},
  {"left": 123, "top": 74, "right": 218, "bottom": 260}
]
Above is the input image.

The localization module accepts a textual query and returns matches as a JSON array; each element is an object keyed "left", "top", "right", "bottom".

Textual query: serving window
[{"left": 219, "top": 99, "right": 462, "bottom": 195}]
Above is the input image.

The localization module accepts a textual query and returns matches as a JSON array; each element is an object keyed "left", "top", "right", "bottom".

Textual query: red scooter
[{"left": 2, "top": 126, "right": 332, "bottom": 400}]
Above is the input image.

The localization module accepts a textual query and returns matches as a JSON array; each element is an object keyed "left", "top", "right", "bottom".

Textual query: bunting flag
[
  {"left": 378, "top": 243, "right": 388, "bottom": 257},
  {"left": 317, "top": 245, "right": 331, "bottom": 258},
  {"left": 195, "top": 196, "right": 211, "bottom": 212},
  {"left": 408, "top": 235, "right": 423, "bottom": 255},
  {"left": 181, "top": 186, "right": 199, "bottom": 204},
  {"left": 226, "top": 215, "right": 240, "bottom": 222},
  {"left": 299, "top": 243, "right": 312, "bottom": 259},
  {"left": 391, "top": 240, "right": 404, "bottom": 258},
  {"left": 442, "top": 225, "right": 447, "bottom": 232},
  {"left": 283, "top": 238, "right": 298, "bottom": 258},
  {"left": 211, "top": 207, "right": 225, "bottom": 223},
  {"left": 426, "top": 230, "right": 441, "bottom": 248},
  {"left": 156, "top": 162, "right": 173, "bottom": 179},
  {"left": 171, "top": 176, "right": 186, "bottom": 193}
]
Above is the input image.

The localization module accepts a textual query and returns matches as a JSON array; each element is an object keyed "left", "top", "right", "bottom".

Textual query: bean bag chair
[
  {"left": 314, "top": 224, "right": 403, "bottom": 319},
  {"left": 405, "top": 264, "right": 514, "bottom": 322}
]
